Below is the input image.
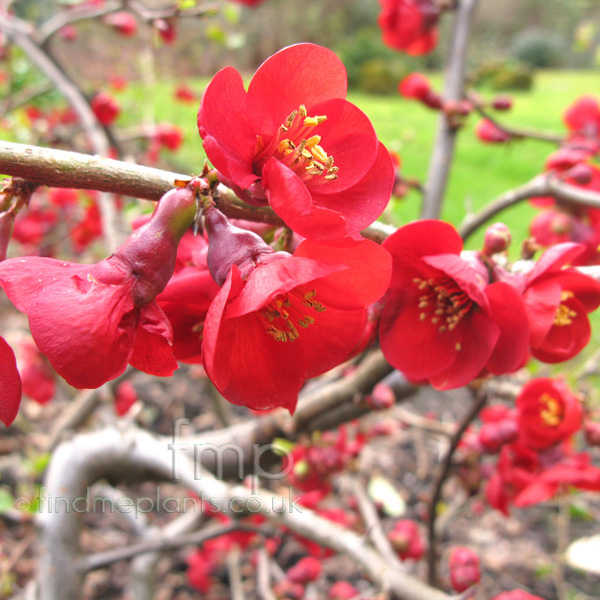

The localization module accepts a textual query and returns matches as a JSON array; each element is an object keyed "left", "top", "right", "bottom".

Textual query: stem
[
  {"left": 421, "top": 0, "right": 480, "bottom": 219},
  {"left": 426, "top": 388, "right": 487, "bottom": 587}
]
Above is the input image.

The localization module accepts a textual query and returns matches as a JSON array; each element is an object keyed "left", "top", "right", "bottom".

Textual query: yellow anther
[
  {"left": 311, "top": 145, "right": 329, "bottom": 163},
  {"left": 278, "top": 139, "right": 294, "bottom": 153},
  {"left": 539, "top": 393, "right": 562, "bottom": 427},
  {"left": 299, "top": 105, "right": 307, "bottom": 118},
  {"left": 420, "top": 312, "right": 427, "bottom": 321},
  {"left": 325, "top": 173, "right": 338, "bottom": 180},
  {"left": 455, "top": 343, "right": 462, "bottom": 351},
  {"left": 286, "top": 110, "right": 298, "bottom": 126},
  {"left": 305, "top": 135, "right": 321, "bottom": 148}
]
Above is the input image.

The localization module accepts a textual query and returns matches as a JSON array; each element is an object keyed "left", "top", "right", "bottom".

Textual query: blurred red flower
[
  {"left": 475, "top": 119, "right": 512, "bottom": 144},
  {"left": 378, "top": 0, "right": 440, "bottom": 55},
  {"left": 516, "top": 378, "right": 582, "bottom": 450}
]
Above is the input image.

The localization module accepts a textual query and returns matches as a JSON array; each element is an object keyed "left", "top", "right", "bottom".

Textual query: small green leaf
[
  {"left": 368, "top": 475, "right": 406, "bottom": 517},
  {"left": 0, "top": 488, "right": 15, "bottom": 514},
  {"left": 206, "top": 24, "right": 227, "bottom": 45},
  {"left": 222, "top": 4, "right": 241, "bottom": 24}
]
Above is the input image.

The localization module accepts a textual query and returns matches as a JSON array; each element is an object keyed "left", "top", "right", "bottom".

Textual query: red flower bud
[
  {"left": 483, "top": 222, "right": 512, "bottom": 255},
  {"left": 399, "top": 73, "right": 431, "bottom": 100},
  {"left": 328, "top": 581, "right": 360, "bottom": 600},
  {"left": 449, "top": 547, "right": 480, "bottom": 592},
  {"left": 114, "top": 380, "right": 138, "bottom": 416},
  {"left": 492, "top": 95, "right": 513, "bottom": 111},
  {"left": 475, "top": 119, "right": 511, "bottom": 143},
  {"left": 367, "top": 382, "right": 395, "bottom": 410},
  {"left": 104, "top": 11, "right": 138, "bottom": 37},
  {"left": 389, "top": 519, "right": 424, "bottom": 561},
  {"left": 584, "top": 420, "right": 600, "bottom": 446},
  {"left": 274, "top": 579, "right": 305, "bottom": 600},
  {"left": 564, "top": 163, "right": 594, "bottom": 185},
  {"left": 91, "top": 92, "right": 121, "bottom": 126},
  {"left": 286, "top": 556, "right": 322, "bottom": 584}
]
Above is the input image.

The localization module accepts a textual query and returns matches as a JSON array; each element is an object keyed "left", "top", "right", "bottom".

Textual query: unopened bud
[
  {"left": 367, "top": 383, "right": 395, "bottom": 410},
  {"left": 584, "top": 421, "right": 600, "bottom": 446},
  {"left": 483, "top": 222, "right": 511, "bottom": 255},
  {"left": 449, "top": 547, "right": 481, "bottom": 592},
  {"left": 565, "top": 163, "right": 593, "bottom": 185},
  {"left": 492, "top": 95, "right": 513, "bottom": 111}
]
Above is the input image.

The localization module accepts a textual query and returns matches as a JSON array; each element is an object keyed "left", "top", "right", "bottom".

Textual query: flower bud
[
  {"left": 483, "top": 222, "right": 511, "bottom": 255},
  {"left": 389, "top": 520, "right": 424, "bottom": 561},
  {"left": 584, "top": 420, "right": 600, "bottom": 446},
  {"left": 367, "top": 382, "right": 395, "bottom": 410},
  {"left": 204, "top": 208, "right": 289, "bottom": 286},
  {"left": 328, "top": 581, "right": 360, "bottom": 600},
  {"left": 492, "top": 95, "right": 513, "bottom": 111},
  {"left": 565, "top": 163, "right": 594, "bottom": 185},
  {"left": 286, "top": 556, "right": 322, "bottom": 584}
]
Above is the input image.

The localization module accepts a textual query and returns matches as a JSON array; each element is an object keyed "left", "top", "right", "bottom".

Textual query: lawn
[{"left": 119, "top": 70, "right": 598, "bottom": 252}]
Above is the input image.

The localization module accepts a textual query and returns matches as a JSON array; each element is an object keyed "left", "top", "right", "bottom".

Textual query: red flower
[
  {"left": 475, "top": 119, "right": 512, "bottom": 144},
  {"left": 516, "top": 378, "right": 582, "bottom": 450},
  {"left": 0, "top": 185, "right": 200, "bottom": 389},
  {"left": 399, "top": 73, "right": 431, "bottom": 99},
  {"left": 174, "top": 83, "right": 196, "bottom": 103},
  {"left": 328, "top": 582, "right": 360, "bottom": 600},
  {"left": 91, "top": 92, "right": 121, "bottom": 126},
  {"left": 449, "top": 547, "right": 481, "bottom": 593},
  {"left": 286, "top": 556, "right": 322, "bottom": 584},
  {"left": 389, "top": 519, "right": 425, "bottom": 561},
  {"left": 378, "top": 0, "right": 440, "bottom": 55},
  {"left": 520, "top": 243, "right": 600, "bottom": 363},
  {"left": 186, "top": 551, "right": 215, "bottom": 593},
  {"left": 486, "top": 440, "right": 600, "bottom": 513},
  {"left": 379, "top": 220, "right": 529, "bottom": 390},
  {"left": 563, "top": 95, "right": 600, "bottom": 138},
  {"left": 104, "top": 11, "right": 138, "bottom": 37},
  {"left": 18, "top": 340, "right": 55, "bottom": 405},
  {"left": 198, "top": 43, "right": 393, "bottom": 240},
  {"left": 201, "top": 209, "right": 392, "bottom": 412},
  {"left": 48, "top": 187, "right": 79, "bottom": 208},
  {"left": 70, "top": 196, "right": 103, "bottom": 254},
  {"left": 0, "top": 335, "right": 21, "bottom": 426}
]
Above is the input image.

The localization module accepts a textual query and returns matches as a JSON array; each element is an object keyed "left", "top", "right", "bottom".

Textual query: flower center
[
  {"left": 413, "top": 276, "right": 473, "bottom": 343},
  {"left": 539, "top": 393, "right": 563, "bottom": 427},
  {"left": 553, "top": 290, "right": 576, "bottom": 326},
  {"left": 253, "top": 105, "right": 339, "bottom": 184},
  {"left": 260, "top": 288, "right": 325, "bottom": 342}
]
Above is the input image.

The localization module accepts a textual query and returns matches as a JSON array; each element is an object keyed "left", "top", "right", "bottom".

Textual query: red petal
[
  {"left": 310, "top": 142, "right": 394, "bottom": 234},
  {"left": 526, "top": 243, "right": 584, "bottom": 283},
  {"left": 429, "top": 311, "right": 500, "bottom": 390},
  {"left": 226, "top": 257, "right": 344, "bottom": 318},
  {"left": 523, "top": 279, "right": 562, "bottom": 347},
  {"left": 203, "top": 270, "right": 366, "bottom": 413},
  {"left": 197, "top": 67, "right": 257, "bottom": 185},
  {"left": 302, "top": 98, "right": 379, "bottom": 193},
  {"left": 28, "top": 278, "right": 137, "bottom": 389},
  {"left": 263, "top": 158, "right": 350, "bottom": 239},
  {"left": 246, "top": 43, "right": 347, "bottom": 135},
  {"left": 383, "top": 220, "right": 463, "bottom": 287},
  {"left": 380, "top": 291, "right": 459, "bottom": 380},
  {"left": 485, "top": 281, "right": 530, "bottom": 375},
  {"left": 0, "top": 257, "right": 89, "bottom": 313},
  {"left": 0, "top": 336, "right": 21, "bottom": 426},
  {"left": 129, "top": 302, "right": 179, "bottom": 377},
  {"left": 293, "top": 238, "right": 392, "bottom": 309}
]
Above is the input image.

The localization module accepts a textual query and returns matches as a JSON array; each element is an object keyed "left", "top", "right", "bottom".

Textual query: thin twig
[
  {"left": 426, "top": 388, "right": 488, "bottom": 587},
  {"left": 346, "top": 475, "right": 404, "bottom": 571},
  {"left": 421, "top": 0, "right": 480, "bottom": 218},
  {"left": 227, "top": 545, "right": 246, "bottom": 600},
  {"left": 84, "top": 522, "right": 259, "bottom": 572},
  {"left": 256, "top": 547, "right": 278, "bottom": 600},
  {"left": 459, "top": 175, "right": 600, "bottom": 240}
]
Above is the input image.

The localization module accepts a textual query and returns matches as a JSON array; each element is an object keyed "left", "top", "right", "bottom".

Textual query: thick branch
[
  {"left": 40, "top": 426, "right": 454, "bottom": 600},
  {"left": 0, "top": 141, "right": 394, "bottom": 240},
  {"left": 459, "top": 175, "right": 600, "bottom": 240},
  {"left": 421, "top": 0, "right": 480, "bottom": 219}
]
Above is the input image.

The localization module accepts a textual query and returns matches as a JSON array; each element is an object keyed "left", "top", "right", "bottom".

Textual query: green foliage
[
  {"left": 335, "top": 27, "right": 414, "bottom": 91},
  {"left": 472, "top": 61, "right": 534, "bottom": 91},
  {"left": 511, "top": 28, "right": 566, "bottom": 68},
  {"left": 356, "top": 59, "right": 405, "bottom": 95}
]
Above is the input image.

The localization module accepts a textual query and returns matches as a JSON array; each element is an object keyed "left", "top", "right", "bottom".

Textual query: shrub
[{"left": 510, "top": 28, "right": 565, "bottom": 68}]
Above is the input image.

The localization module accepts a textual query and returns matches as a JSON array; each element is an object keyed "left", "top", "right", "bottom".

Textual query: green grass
[{"left": 118, "top": 70, "right": 599, "bottom": 252}]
